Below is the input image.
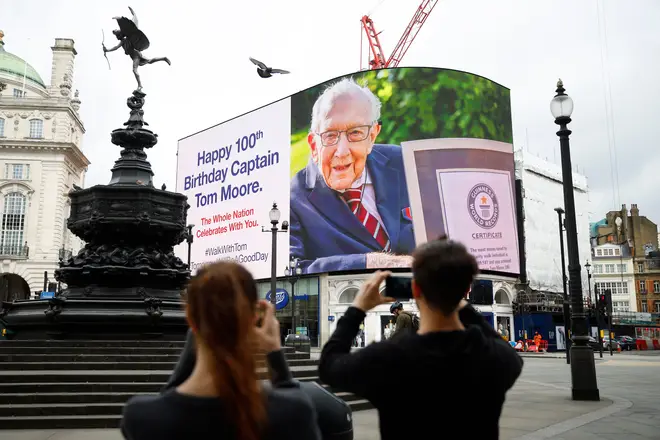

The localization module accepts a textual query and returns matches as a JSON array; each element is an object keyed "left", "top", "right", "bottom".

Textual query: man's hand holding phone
[
  {"left": 352, "top": 270, "right": 396, "bottom": 312},
  {"left": 254, "top": 300, "right": 281, "bottom": 354}
]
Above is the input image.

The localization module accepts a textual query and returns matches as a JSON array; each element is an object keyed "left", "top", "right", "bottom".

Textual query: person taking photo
[
  {"left": 319, "top": 239, "right": 523, "bottom": 440},
  {"left": 120, "top": 261, "right": 321, "bottom": 440}
]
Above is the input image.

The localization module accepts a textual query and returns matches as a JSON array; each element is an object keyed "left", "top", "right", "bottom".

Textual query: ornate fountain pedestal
[{"left": 0, "top": 91, "right": 190, "bottom": 339}]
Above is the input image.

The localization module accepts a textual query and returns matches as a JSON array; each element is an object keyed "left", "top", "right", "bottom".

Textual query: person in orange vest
[{"left": 533, "top": 331, "right": 542, "bottom": 349}]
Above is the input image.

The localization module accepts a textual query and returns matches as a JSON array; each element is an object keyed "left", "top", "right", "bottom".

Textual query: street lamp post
[
  {"left": 186, "top": 224, "right": 195, "bottom": 270},
  {"left": 551, "top": 79, "right": 600, "bottom": 401},
  {"left": 614, "top": 215, "right": 625, "bottom": 355},
  {"left": 262, "top": 203, "right": 289, "bottom": 305},
  {"left": 554, "top": 207, "right": 572, "bottom": 364},
  {"left": 285, "top": 256, "right": 303, "bottom": 334},
  {"left": 585, "top": 261, "right": 603, "bottom": 358}
]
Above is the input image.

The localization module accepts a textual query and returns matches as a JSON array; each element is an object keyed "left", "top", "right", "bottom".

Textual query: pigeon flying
[{"left": 249, "top": 57, "right": 290, "bottom": 78}]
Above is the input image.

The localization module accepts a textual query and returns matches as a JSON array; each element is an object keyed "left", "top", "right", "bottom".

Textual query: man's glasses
[{"left": 315, "top": 124, "right": 374, "bottom": 147}]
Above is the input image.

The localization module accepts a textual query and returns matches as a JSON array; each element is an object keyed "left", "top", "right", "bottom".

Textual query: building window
[
  {"left": 596, "top": 249, "right": 603, "bottom": 256},
  {"left": 605, "top": 264, "right": 615, "bottom": 274},
  {"left": 614, "top": 248, "right": 620, "bottom": 256},
  {"left": 618, "top": 264, "right": 627, "bottom": 273},
  {"left": 638, "top": 263, "right": 644, "bottom": 273},
  {"left": 640, "top": 280, "right": 646, "bottom": 292},
  {"left": 4, "top": 164, "right": 30, "bottom": 180},
  {"left": 0, "top": 118, "right": 4, "bottom": 137},
  {"left": 655, "top": 302, "right": 660, "bottom": 313},
  {"left": 0, "top": 192, "right": 27, "bottom": 255},
  {"left": 595, "top": 281, "right": 628, "bottom": 295},
  {"left": 29, "top": 119, "right": 43, "bottom": 138},
  {"left": 13, "top": 89, "right": 25, "bottom": 98},
  {"left": 612, "top": 301, "right": 630, "bottom": 313},
  {"left": 641, "top": 303, "right": 648, "bottom": 313},
  {"left": 654, "top": 281, "right": 660, "bottom": 293},
  {"left": 338, "top": 287, "right": 359, "bottom": 304},
  {"left": 594, "top": 264, "right": 603, "bottom": 274}
]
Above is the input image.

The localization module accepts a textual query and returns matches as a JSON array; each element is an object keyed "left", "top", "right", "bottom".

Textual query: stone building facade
[
  {"left": 591, "top": 243, "right": 636, "bottom": 313},
  {"left": 0, "top": 31, "right": 89, "bottom": 300},
  {"left": 592, "top": 204, "right": 659, "bottom": 313}
]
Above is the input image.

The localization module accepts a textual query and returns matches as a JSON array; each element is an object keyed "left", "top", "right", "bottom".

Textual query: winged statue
[{"left": 103, "top": 6, "right": 171, "bottom": 91}]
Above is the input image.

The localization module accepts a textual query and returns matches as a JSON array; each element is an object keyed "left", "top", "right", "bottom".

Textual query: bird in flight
[{"left": 249, "top": 57, "right": 290, "bottom": 78}]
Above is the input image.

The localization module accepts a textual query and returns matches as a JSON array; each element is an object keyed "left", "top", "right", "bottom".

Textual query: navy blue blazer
[{"left": 290, "top": 144, "right": 415, "bottom": 274}]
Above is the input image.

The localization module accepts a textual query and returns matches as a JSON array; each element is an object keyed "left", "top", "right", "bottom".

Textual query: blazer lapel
[
  {"left": 369, "top": 148, "right": 401, "bottom": 249},
  {"left": 305, "top": 159, "right": 382, "bottom": 249}
]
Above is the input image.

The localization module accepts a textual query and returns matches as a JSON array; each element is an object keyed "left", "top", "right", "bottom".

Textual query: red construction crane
[{"left": 360, "top": 0, "right": 439, "bottom": 70}]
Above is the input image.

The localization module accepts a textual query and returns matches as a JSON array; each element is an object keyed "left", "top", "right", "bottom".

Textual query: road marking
[
  {"left": 512, "top": 380, "right": 632, "bottom": 440},
  {"left": 601, "top": 360, "right": 660, "bottom": 367}
]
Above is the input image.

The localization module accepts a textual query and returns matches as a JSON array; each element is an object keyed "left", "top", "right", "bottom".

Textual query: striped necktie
[{"left": 341, "top": 188, "right": 391, "bottom": 251}]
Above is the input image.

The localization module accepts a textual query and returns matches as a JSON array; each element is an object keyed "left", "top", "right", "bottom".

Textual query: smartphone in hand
[{"left": 385, "top": 276, "right": 414, "bottom": 300}]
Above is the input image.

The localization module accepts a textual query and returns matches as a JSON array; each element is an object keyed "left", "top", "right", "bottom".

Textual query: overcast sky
[{"left": 4, "top": 0, "right": 659, "bottom": 223}]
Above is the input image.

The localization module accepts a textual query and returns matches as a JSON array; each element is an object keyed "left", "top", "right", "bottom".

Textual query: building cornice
[
  {"left": 0, "top": 141, "right": 90, "bottom": 170},
  {"left": 0, "top": 99, "right": 85, "bottom": 133}
]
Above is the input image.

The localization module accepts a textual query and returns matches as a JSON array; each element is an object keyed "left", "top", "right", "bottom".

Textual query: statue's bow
[{"left": 101, "top": 29, "right": 111, "bottom": 70}]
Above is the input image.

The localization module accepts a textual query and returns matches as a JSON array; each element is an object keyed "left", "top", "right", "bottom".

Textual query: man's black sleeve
[
  {"left": 267, "top": 350, "right": 297, "bottom": 388},
  {"left": 459, "top": 304, "right": 523, "bottom": 390},
  {"left": 318, "top": 306, "right": 398, "bottom": 403}
]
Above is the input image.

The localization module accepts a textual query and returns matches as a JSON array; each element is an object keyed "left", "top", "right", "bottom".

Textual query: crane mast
[{"left": 360, "top": 0, "right": 439, "bottom": 70}]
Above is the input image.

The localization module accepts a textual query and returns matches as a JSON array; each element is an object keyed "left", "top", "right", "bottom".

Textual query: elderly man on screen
[{"left": 290, "top": 78, "right": 415, "bottom": 274}]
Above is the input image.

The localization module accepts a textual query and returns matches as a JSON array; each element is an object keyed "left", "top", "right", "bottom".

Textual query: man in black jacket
[{"left": 319, "top": 239, "right": 523, "bottom": 440}]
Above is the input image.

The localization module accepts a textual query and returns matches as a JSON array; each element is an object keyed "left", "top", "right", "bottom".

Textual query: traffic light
[{"left": 599, "top": 290, "right": 612, "bottom": 316}]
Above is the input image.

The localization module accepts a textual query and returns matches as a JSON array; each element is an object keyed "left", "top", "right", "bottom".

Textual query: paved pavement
[
  {"left": 0, "top": 353, "right": 658, "bottom": 439},
  {"left": 352, "top": 352, "right": 660, "bottom": 440}
]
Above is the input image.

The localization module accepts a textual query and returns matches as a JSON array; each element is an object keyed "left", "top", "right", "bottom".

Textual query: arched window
[
  {"left": 0, "top": 118, "right": 5, "bottom": 137},
  {"left": 1, "top": 192, "right": 27, "bottom": 256},
  {"left": 29, "top": 119, "right": 43, "bottom": 138},
  {"left": 338, "top": 287, "right": 359, "bottom": 304},
  {"left": 495, "top": 290, "right": 511, "bottom": 305}
]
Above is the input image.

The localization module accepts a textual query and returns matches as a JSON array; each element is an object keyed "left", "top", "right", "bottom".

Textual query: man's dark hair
[{"left": 412, "top": 239, "right": 479, "bottom": 315}]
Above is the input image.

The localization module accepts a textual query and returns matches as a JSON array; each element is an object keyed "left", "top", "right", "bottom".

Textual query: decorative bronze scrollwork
[
  {"left": 144, "top": 297, "right": 163, "bottom": 318},
  {"left": 44, "top": 297, "right": 65, "bottom": 318}
]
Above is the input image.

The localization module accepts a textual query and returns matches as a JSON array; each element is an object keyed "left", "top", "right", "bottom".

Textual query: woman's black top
[{"left": 120, "top": 330, "right": 321, "bottom": 440}]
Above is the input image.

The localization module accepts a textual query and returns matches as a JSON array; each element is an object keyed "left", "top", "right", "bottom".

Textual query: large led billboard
[{"left": 177, "top": 67, "right": 519, "bottom": 279}]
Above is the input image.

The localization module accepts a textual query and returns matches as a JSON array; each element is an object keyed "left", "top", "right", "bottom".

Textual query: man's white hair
[{"left": 310, "top": 78, "right": 382, "bottom": 133}]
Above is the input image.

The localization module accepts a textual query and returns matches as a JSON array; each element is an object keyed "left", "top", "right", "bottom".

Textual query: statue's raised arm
[{"left": 104, "top": 7, "right": 170, "bottom": 92}]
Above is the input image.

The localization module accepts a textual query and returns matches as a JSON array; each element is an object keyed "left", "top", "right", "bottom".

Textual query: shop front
[
  {"left": 324, "top": 273, "right": 419, "bottom": 347},
  {"left": 256, "top": 276, "right": 320, "bottom": 347}
]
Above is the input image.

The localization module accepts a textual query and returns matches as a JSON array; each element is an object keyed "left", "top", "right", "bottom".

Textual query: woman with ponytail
[{"left": 120, "top": 261, "right": 321, "bottom": 440}]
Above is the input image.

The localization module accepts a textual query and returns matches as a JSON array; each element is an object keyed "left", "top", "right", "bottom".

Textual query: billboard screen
[{"left": 177, "top": 67, "right": 519, "bottom": 279}]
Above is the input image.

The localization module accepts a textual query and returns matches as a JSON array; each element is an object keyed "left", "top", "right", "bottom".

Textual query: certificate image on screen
[
  {"left": 401, "top": 137, "right": 520, "bottom": 276},
  {"left": 437, "top": 169, "right": 518, "bottom": 273}
]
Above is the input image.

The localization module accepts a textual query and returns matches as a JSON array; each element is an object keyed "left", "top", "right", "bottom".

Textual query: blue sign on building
[{"left": 265, "top": 288, "right": 290, "bottom": 310}]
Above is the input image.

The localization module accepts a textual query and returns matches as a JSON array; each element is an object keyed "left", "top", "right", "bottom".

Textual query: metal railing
[{"left": 0, "top": 244, "right": 29, "bottom": 258}]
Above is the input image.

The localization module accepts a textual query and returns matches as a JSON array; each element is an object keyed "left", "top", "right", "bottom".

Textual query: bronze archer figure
[{"left": 103, "top": 6, "right": 170, "bottom": 91}]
